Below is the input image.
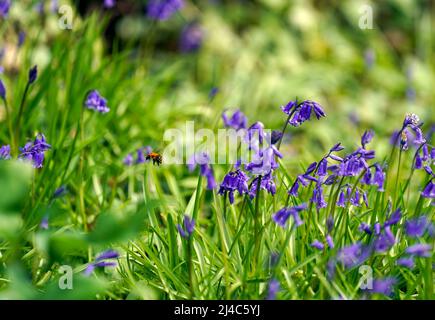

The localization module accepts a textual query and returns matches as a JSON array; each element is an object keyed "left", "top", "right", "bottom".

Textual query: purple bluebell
[
  {"left": 53, "top": 185, "right": 67, "bottom": 198},
  {"left": 374, "top": 226, "right": 395, "bottom": 253},
  {"left": 136, "top": 148, "right": 145, "bottom": 164},
  {"left": 384, "top": 208, "right": 401, "bottom": 227},
  {"left": 373, "top": 164, "right": 385, "bottom": 191},
  {"left": 362, "top": 192, "right": 369, "bottom": 207},
  {"left": 0, "top": 78, "right": 5, "bottom": 99},
  {"left": 374, "top": 222, "right": 381, "bottom": 236},
  {"left": 266, "top": 279, "right": 280, "bottom": 300},
  {"left": 361, "top": 129, "right": 374, "bottom": 148},
  {"left": 28, "top": 65, "right": 38, "bottom": 84},
  {"left": 18, "top": 31, "right": 26, "bottom": 47},
  {"left": 103, "top": 0, "right": 116, "bottom": 8},
  {"left": 359, "top": 223, "right": 372, "bottom": 235},
  {"left": 271, "top": 130, "right": 283, "bottom": 145},
  {"left": 371, "top": 277, "right": 396, "bottom": 296},
  {"left": 84, "top": 249, "right": 119, "bottom": 276},
  {"left": 246, "top": 146, "right": 282, "bottom": 176},
  {"left": 337, "top": 190, "right": 346, "bottom": 207},
  {"left": 336, "top": 243, "right": 371, "bottom": 269},
  {"left": 281, "top": 100, "right": 326, "bottom": 127},
  {"left": 245, "top": 121, "right": 266, "bottom": 147},
  {"left": 326, "top": 216, "right": 334, "bottom": 233},
  {"left": 326, "top": 235, "right": 334, "bottom": 249},
  {"left": 177, "top": 215, "right": 195, "bottom": 238},
  {"left": 19, "top": 134, "right": 51, "bottom": 168},
  {"left": 350, "top": 189, "right": 361, "bottom": 207},
  {"left": 0, "top": 144, "right": 10, "bottom": 159},
  {"left": 123, "top": 153, "right": 133, "bottom": 166},
  {"left": 396, "top": 257, "right": 415, "bottom": 269},
  {"left": 218, "top": 169, "right": 249, "bottom": 204},
  {"left": 272, "top": 204, "right": 307, "bottom": 228},
  {"left": 330, "top": 143, "right": 344, "bottom": 152},
  {"left": 405, "top": 243, "right": 432, "bottom": 257},
  {"left": 364, "top": 49, "right": 375, "bottom": 69},
  {"left": 147, "top": 0, "right": 184, "bottom": 21},
  {"left": 40, "top": 216, "right": 49, "bottom": 230},
  {"left": 414, "top": 153, "right": 423, "bottom": 169},
  {"left": 421, "top": 181, "right": 434, "bottom": 199},
  {"left": 51, "top": 0, "right": 59, "bottom": 12},
  {"left": 311, "top": 240, "right": 324, "bottom": 250},
  {"left": 222, "top": 109, "right": 247, "bottom": 131},
  {"left": 311, "top": 183, "right": 327, "bottom": 209},
  {"left": 248, "top": 172, "right": 277, "bottom": 199},
  {"left": 96, "top": 249, "right": 119, "bottom": 261},
  {"left": 405, "top": 216, "right": 428, "bottom": 238},
  {"left": 180, "top": 22, "right": 203, "bottom": 53},
  {"left": 317, "top": 158, "right": 328, "bottom": 177},
  {"left": 85, "top": 90, "right": 109, "bottom": 113},
  {"left": 0, "top": 0, "right": 10, "bottom": 18}
]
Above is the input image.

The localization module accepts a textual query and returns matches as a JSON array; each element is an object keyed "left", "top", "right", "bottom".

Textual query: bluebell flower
[
  {"left": 396, "top": 257, "right": 415, "bottom": 269},
  {"left": 336, "top": 190, "right": 346, "bottom": 207},
  {"left": 218, "top": 169, "right": 249, "bottom": 204},
  {"left": 123, "top": 153, "right": 133, "bottom": 166},
  {"left": 421, "top": 180, "right": 435, "bottom": 199},
  {"left": 272, "top": 204, "right": 307, "bottom": 228},
  {"left": 85, "top": 90, "right": 109, "bottom": 113},
  {"left": 40, "top": 216, "right": 49, "bottom": 230},
  {"left": 311, "top": 183, "right": 327, "bottom": 209},
  {"left": 248, "top": 172, "right": 276, "bottom": 199},
  {"left": 336, "top": 243, "right": 371, "bottom": 269},
  {"left": 311, "top": 240, "right": 324, "bottom": 250},
  {"left": 84, "top": 249, "right": 119, "bottom": 276},
  {"left": 371, "top": 277, "right": 397, "bottom": 296},
  {"left": 374, "top": 222, "right": 381, "bottom": 236},
  {"left": 222, "top": 109, "right": 247, "bottom": 131},
  {"left": 177, "top": 215, "right": 195, "bottom": 238},
  {"left": 0, "top": 78, "right": 5, "bottom": 99},
  {"left": 0, "top": 0, "right": 10, "bottom": 18},
  {"left": 270, "top": 130, "right": 283, "bottom": 145},
  {"left": 18, "top": 31, "right": 26, "bottom": 47},
  {"left": 326, "top": 235, "right": 334, "bottom": 249},
  {"left": 405, "top": 243, "right": 432, "bottom": 257},
  {"left": 28, "top": 65, "right": 38, "bottom": 85},
  {"left": 266, "top": 279, "right": 280, "bottom": 300},
  {"left": 281, "top": 100, "right": 326, "bottom": 127},
  {"left": 103, "top": 0, "right": 116, "bottom": 8},
  {"left": 374, "top": 226, "right": 395, "bottom": 253},
  {"left": 53, "top": 185, "right": 67, "bottom": 198},
  {"left": 405, "top": 216, "right": 428, "bottom": 238},
  {"left": 180, "top": 22, "right": 203, "bottom": 53},
  {"left": 384, "top": 208, "right": 401, "bottom": 227},
  {"left": 245, "top": 145, "right": 282, "bottom": 176},
  {"left": 361, "top": 130, "right": 374, "bottom": 148},
  {"left": 147, "top": 0, "right": 184, "bottom": 21},
  {"left": 19, "top": 134, "right": 51, "bottom": 168},
  {"left": 359, "top": 222, "right": 372, "bottom": 235},
  {"left": 0, "top": 144, "right": 10, "bottom": 159}
]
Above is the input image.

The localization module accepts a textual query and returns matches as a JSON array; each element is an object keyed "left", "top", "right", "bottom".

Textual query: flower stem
[{"left": 13, "top": 83, "right": 30, "bottom": 155}]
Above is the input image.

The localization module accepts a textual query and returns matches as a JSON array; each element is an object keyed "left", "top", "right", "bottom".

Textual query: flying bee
[{"left": 146, "top": 152, "right": 163, "bottom": 166}]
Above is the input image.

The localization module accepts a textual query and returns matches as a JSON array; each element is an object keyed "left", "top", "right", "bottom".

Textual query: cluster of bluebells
[
  {"left": 123, "top": 146, "right": 153, "bottom": 166},
  {"left": 84, "top": 250, "right": 119, "bottom": 276},
  {"left": 217, "top": 100, "right": 326, "bottom": 206},
  {"left": 18, "top": 134, "right": 51, "bottom": 168},
  {"left": 85, "top": 90, "right": 110, "bottom": 113},
  {"left": 281, "top": 100, "right": 325, "bottom": 127}
]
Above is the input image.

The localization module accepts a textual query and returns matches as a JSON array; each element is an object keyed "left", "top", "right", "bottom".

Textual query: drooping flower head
[
  {"left": 272, "top": 203, "right": 307, "bottom": 228},
  {"left": 281, "top": 100, "right": 326, "bottom": 127},
  {"left": 222, "top": 109, "right": 247, "bottom": 131},
  {"left": 218, "top": 169, "right": 249, "bottom": 204},
  {"left": 19, "top": 134, "right": 51, "bottom": 168},
  {"left": 177, "top": 215, "right": 195, "bottom": 238},
  {"left": 371, "top": 277, "right": 397, "bottom": 296},
  {"left": 123, "top": 153, "right": 133, "bottom": 166},
  {"left": 405, "top": 216, "right": 429, "bottom": 238},
  {"left": 147, "top": 0, "right": 184, "bottom": 21},
  {"left": 405, "top": 243, "right": 432, "bottom": 257},
  {"left": 85, "top": 90, "right": 110, "bottom": 113}
]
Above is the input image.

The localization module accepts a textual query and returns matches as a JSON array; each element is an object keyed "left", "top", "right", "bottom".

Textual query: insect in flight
[{"left": 146, "top": 152, "right": 163, "bottom": 166}]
